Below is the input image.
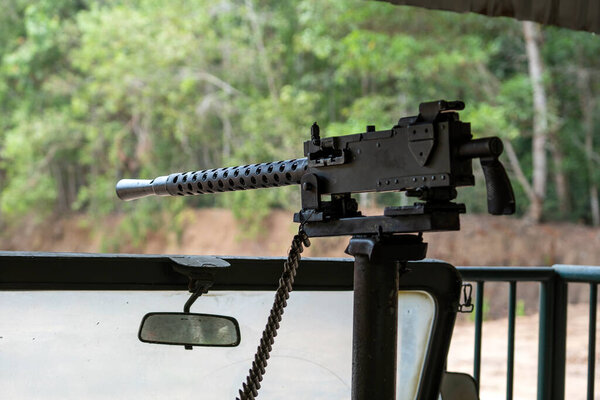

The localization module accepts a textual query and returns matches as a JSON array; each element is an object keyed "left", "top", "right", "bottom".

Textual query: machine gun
[
  {"left": 116, "top": 100, "right": 515, "bottom": 400},
  {"left": 117, "top": 100, "right": 513, "bottom": 234}
]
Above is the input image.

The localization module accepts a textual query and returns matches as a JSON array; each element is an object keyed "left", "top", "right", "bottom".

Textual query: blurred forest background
[
  {"left": 0, "top": 0, "right": 599, "bottom": 252},
  {"left": 3, "top": 4, "right": 599, "bottom": 396}
]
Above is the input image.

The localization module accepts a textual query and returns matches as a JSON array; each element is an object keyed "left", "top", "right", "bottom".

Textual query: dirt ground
[
  {"left": 1, "top": 208, "right": 599, "bottom": 398},
  {"left": 450, "top": 302, "right": 600, "bottom": 400},
  {"left": 2, "top": 208, "right": 599, "bottom": 267}
]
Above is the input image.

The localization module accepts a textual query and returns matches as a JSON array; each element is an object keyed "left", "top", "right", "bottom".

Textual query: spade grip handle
[
  {"left": 481, "top": 158, "right": 515, "bottom": 215},
  {"left": 458, "top": 137, "right": 515, "bottom": 215}
]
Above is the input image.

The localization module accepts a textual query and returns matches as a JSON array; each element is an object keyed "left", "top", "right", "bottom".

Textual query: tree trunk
[
  {"left": 245, "top": 0, "right": 278, "bottom": 100},
  {"left": 548, "top": 133, "right": 570, "bottom": 216},
  {"left": 504, "top": 140, "right": 535, "bottom": 203},
  {"left": 0, "top": 159, "right": 5, "bottom": 228},
  {"left": 221, "top": 109, "right": 233, "bottom": 161},
  {"left": 577, "top": 68, "right": 600, "bottom": 226},
  {"left": 52, "top": 163, "right": 68, "bottom": 214},
  {"left": 523, "top": 21, "right": 549, "bottom": 222},
  {"left": 591, "top": 179, "right": 600, "bottom": 227}
]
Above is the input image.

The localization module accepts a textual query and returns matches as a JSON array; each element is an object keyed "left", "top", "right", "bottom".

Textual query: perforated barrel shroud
[{"left": 163, "top": 158, "right": 308, "bottom": 196}]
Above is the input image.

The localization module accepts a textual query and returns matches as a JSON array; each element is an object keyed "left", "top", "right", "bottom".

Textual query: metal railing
[{"left": 456, "top": 265, "right": 600, "bottom": 400}]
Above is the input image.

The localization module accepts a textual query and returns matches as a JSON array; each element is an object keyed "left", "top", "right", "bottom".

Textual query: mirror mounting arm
[
  {"left": 169, "top": 256, "right": 227, "bottom": 312},
  {"left": 169, "top": 256, "right": 230, "bottom": 311},
  {"left": 182, "top": 280, "right": 213, "bottom": 350},
  {"left": 183, "top": 279, "right": 213, "bottom": 313}
]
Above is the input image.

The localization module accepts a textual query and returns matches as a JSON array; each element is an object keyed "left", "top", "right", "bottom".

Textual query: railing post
[
  {"left": 587, "top": 283, "right": 597, "bottom": 400},
  {"left": 507, "top": 281, "right": 516, "bottom": 400},
  {"left": 474, "top": 281, "right": 484, "bottom": 391},
  {"left": 537, "top": 276, "right": 567, "bottom": 400}
]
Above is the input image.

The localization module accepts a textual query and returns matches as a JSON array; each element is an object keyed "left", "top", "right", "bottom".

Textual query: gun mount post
[{"left": 347, "top": 234, "right": 428, "bottom": 400}]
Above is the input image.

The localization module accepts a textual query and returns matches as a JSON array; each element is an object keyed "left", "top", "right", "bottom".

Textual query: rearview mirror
[{"left": 139, "top": 312, "right": 240, "bottom": 347}]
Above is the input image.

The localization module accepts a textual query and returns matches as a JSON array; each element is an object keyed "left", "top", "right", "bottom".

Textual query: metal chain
[{"left": 236, "top": 226, "right": 311, "bottom": 400}]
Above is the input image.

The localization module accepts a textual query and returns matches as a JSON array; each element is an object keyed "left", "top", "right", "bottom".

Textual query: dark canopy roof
[{"left": 380, "top": 0, "right": 600, "bottom": 34}]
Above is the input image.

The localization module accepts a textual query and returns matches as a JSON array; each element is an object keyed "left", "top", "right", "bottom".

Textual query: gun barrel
[{"left": 116, "top": 158, "right": 308, "bottom": 201}]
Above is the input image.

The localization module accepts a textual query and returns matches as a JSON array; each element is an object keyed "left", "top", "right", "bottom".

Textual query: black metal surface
[
  {"left": 300, "top": 209, "right": 461, "bottom": 237},
  {"left": 0, "top": 251, "right": 353, "bottom": 291},
  {"left": 345, "top": 234, "right": 442, "bottom": 400},
  {"left": 301, "top": 102, "right": 473, "bottom": 198},
  {"left": 480, "top": 157, "right": 516, "bottom": 215},
  {"left": 183, "top": 281, "right": 212, "bottom": 313},
  {"left": 459, "top": 266, "right": 555, "bottom": 282},
  {"left": 349, "top": 242, "right": 400, "bottom": 400},
  {"left": 346, "top": 235, "right": 426, "bottom": 399},
  {"left": 458, "top": 137, "right": 503, "bottom": 159},
  {"left": 0, "top": 251, "right": 576, "bottom": 292}
]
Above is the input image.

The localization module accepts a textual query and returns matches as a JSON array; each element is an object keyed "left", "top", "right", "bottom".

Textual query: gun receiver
[{"left": 116, "top": 100, "right": 515, "bottom": 236}]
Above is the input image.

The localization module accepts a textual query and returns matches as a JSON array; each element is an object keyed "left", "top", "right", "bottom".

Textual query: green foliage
[
  {"left": 0, "top": 0, "right": 599, "bottom": 243},
  {"left": 517, "top": 299, "right": 526, "bottom": 317},
  {"left": 469, "top": 297, "right": 490, "bottom": 322}
]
